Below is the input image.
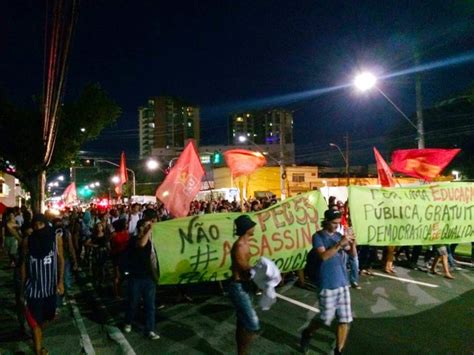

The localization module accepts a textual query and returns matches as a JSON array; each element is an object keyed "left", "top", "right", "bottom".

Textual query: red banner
[
  {"left": 62, "top": 182, "right": 77, "bottom": 204},
  {"left": 156, "top": 140, "right": 205, "bottom": 218},
  {"left": 223, "top": 149, "right": 267, "bottom": 178},
  {"left": 115, "top": 151, "right": 128, "bottom": 196},
  {"left": 373, "top": 147, "right": 396, "bottom": 187},
  {"left": 390, "top": 148, "right": 460, "bottom": 181}
]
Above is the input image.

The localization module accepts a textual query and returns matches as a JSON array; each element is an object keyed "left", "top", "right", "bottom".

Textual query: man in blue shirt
[{"left": 301, "top": 209, "right": 354, "bottom": 355}]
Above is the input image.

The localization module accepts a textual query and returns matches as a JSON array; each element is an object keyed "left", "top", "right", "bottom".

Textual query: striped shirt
[{"left": 25, "top": 237, "right": 58, "bottom": 299}]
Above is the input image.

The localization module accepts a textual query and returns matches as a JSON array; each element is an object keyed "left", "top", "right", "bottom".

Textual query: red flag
[
  {"left": 115, "top": 151, "right": 128, "bottom": 196},
  {"left": 373, "top": 147, "right": 396, "bottom": 187},
  {"left": 155, "top": 140, "right": 205, "bottom": 217},
  {"left": 223, "top": 149, "right": 267, "bottom": 178},
  {"left": 62, "top": 182, "right": 77, "bottom": 204},
  {"left": 390, "top": 148, "right": 461, "bottom": 181}
]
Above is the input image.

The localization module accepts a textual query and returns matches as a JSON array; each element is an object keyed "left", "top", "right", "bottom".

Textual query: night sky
[{"left": 1, "top": 1, "right": 473, "bottom": 166}]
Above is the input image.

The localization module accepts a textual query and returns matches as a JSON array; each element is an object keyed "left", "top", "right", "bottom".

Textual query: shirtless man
[{"left": 228, "top": 215, "right": 259, "bottom": 355}]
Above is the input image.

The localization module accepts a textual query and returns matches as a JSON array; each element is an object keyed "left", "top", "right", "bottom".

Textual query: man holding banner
[
  {"left": 301, "top": 209, "right": 354, "bottom": 355},
  {"left": 228, "top": 215, "right": 260, "bottom": 355}
]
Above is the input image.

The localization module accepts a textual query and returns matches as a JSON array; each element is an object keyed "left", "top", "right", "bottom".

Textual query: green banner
[
  {"left": 152, "top": 191, "right": 327, "bottom": 285},
  {"left": 349, "top": 183, "right": 474, "bottom": 246}
]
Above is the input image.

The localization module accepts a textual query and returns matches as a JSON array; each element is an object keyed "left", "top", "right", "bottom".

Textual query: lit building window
[
  {"left": 246, "top": 113, "right": 250, "bottom": 117},
  {"left": 236, "top": 117, "right": 243, "bottom": 122},
  {"left": 269, "top": 122, "right": 273, "bottom": 126},
  {"left": 149, "top": 123, "right": 155, "bottom": 128},
  {"left": 188, "top": 122, "right": 192, "bottom": 127}
]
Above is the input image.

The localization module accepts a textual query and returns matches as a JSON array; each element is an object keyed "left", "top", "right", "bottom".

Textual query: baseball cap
[{"left": 324, "top": 209, "right": 341, "bottom": 221}]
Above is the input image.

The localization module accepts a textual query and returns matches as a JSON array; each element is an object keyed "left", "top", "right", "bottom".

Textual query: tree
[
  {"left": 0, "top": 83, "right": 121, "bottom": 211},
  {"left": 388, "top": 85, "right": 474, "bottom": 178}
]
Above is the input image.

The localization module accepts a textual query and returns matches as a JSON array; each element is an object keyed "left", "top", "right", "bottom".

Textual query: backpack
[{"left": 304, "top": 232, "right": 323, "bottom": 286}]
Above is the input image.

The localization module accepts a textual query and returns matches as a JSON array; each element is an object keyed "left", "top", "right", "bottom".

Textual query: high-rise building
[
  {"left": 139, "top": 96, "right": 200, "bottom": 159},
  {"left": 227, "top": 108, "right": 295, "bottom": 164},
  {"left": 228, "top": 109, "right": 294, "bottom": 145}
]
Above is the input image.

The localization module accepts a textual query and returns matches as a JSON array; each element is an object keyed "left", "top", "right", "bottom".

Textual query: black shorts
[{"left": 25, "top": 295, "right": 57, "bottom": 328}]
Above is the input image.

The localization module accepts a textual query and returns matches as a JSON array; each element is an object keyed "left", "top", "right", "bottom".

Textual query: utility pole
[
  {"left": 344, "top": 133, "right": 350, "bottom": 186},
  {"left": 414, "top": 50, "right": 425, "bottom": 149},
  {"left": 279, "top": 114, "right": 287, "bottom": 200}
]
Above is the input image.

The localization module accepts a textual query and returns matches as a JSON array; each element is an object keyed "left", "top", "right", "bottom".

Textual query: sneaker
[
  {"left": 351, "top": 282, "right": 362, "bottom": 290},
  {"left": 300, "top": 331, "right": 311, "bottom": 354},
  {"left": 147, "top": 331, "right": 160, "bottom": 340},
  {"left": 124, "top": 324, "right": 131, "bottom": 333}
]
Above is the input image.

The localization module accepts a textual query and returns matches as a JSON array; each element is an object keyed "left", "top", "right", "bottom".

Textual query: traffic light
[
  {"left": 212, "top": 151, "right": 223, "bottom": 165},
  {"left": 77, "top": 186, "right": 94, "bottom": 198}
]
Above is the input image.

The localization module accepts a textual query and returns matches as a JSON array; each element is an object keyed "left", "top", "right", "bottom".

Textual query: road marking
[
  {"left": 372, "top": 272, "right": 439, "bottom": 288},
  {"left": 276, "top": 293, "right": 320, "bottom": 313},
  {"left": 69, "top": 297, "right": 96, "bottom": 355},
  {"left": 105, "top": 325, "right": 136, "bottom": 355},
  {"left": 456, "top": 260, "right": 473, "bottom": 267},
  {"left": 94, "top": 295, "right": 136, "bottom": 355}
]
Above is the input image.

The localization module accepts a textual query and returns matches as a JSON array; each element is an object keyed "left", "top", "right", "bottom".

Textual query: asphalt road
[{"left": 1, "top": 253, "right": 473, "bottom": 355}]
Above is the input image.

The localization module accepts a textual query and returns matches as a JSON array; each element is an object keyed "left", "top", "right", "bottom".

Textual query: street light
[
  {"left": 96, "top": 159, "right": 136, "bottom": 196},
  {"left": 57, "top": 175, "right": 65, "bottom": 181},
  {"left": 354, "top": 72, "right": 377, "bottom": 91},
  {"left": 238, "top": 135, "right": 287, "bottom": 200},
  {"left": 111, "top": 175, "right": 120, "bottom": 184},
  {"left": 94, "top": 181, "right": 100, "bottom": 187},
  {"left": 329, "top": 143, "right": 350, "bottom": 186},
  {"left": 354, "top": 71, "right": 424, "bottom": 148},
  {"left": 146, "top": 158, "right": 160, "bottom": 171}
]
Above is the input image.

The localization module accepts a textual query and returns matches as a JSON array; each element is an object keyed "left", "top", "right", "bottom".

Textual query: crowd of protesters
[{"left": 1, "top": 194, "right": 473, "bottom": 354}]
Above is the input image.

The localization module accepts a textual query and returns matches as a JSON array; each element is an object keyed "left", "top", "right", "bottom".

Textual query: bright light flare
[
  {"left": 354, "top": 72, "right": 377, "bottom": 91},
  {"left": 146, "top": 159, "right": 160, "bottom": 171},
  {"left": 238, "top": 136, "right": 247, "bottom": 143}
]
